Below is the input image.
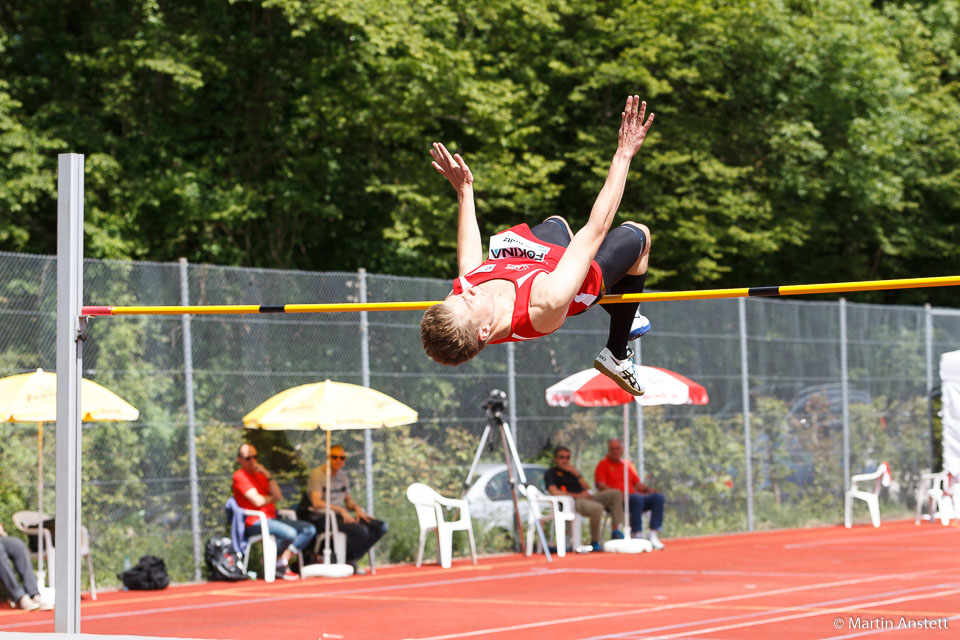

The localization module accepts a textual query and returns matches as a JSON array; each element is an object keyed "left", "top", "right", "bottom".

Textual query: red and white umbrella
[{"left": 545, "top": 366, "right": 709, "bottom": 409}]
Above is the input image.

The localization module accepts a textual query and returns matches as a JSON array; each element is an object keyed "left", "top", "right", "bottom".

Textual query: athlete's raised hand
[
  {"left": 430, "top": 142, "right": 474, "bottom": 193},
  {"left": 617, "top": 95, "right": 654, "bottom": 158}
]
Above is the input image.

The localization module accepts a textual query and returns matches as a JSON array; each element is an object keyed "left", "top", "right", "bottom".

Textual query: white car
[{"left": 464, "top": 463, "right": 547, "bottom": 532}]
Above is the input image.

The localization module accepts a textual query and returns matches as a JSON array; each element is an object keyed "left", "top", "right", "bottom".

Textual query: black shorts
[{"left": 529, "top": 217, "right": 647, "bottom": 293}]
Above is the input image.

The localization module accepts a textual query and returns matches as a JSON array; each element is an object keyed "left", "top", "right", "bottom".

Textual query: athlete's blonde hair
[{"left": 420, "top": 302, "right": 485, "bottom": 365}]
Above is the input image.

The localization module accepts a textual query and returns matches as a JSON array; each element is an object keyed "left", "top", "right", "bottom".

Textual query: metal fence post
[
  {"left": 507, "top": 342, "right": 518, "bottom": 441},
  {"left": 359, "top": 269, "right": 373, "bottom": 515},
  {"left": 55, "top": 153, "right": 84, "bottom": 632},
  {"left": 925, "top": 304, "right": 934, "bottom": 468},
  {"left": 840, "top": 298, "right": 850, "bottom": 501},
  {"left": 359, "top": 269, "right": 376, "bottom": 569},
  {"left": 738, "top": 298, "right": 754, "bottom": 531},
  {"left": 179, "top": 258, "right": 202, "bottom": 582}
]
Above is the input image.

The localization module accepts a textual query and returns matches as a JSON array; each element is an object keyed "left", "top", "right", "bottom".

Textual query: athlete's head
[{"left": 420, "top": 299, "right": 486, "bottom": 365}]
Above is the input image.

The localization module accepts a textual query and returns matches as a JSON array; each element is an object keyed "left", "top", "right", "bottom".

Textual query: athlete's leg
[
  {"left": 594, "top": 223, "right": 650, "bottom": 359},
  {"left": 529, "top": 216, "right": 573, "bottom": 247}
]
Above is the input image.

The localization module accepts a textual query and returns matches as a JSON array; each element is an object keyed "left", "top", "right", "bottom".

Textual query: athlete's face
[{"left": 446, "top": 287, "right": 494, "bottom": 338}]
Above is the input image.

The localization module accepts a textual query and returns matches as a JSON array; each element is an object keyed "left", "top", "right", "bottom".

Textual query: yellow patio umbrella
[
  {"left": 0, "top": 368, "right": 139, "bottom": 582},
  {"left": 243, "top": 379, "right": 417, "bottom": 577}
]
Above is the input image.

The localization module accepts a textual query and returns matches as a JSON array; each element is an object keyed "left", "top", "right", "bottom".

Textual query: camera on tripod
[{"left": 482, "top": 389, "right": 507, "bottom": 419}]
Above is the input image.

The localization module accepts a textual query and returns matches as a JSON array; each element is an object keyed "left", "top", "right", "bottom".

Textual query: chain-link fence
[{"left": 1, "top": 250, "right": 959, "bottom": 588}]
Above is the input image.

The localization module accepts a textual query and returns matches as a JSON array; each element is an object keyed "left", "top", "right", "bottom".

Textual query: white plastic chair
[
  {"left": 305, "top": 511, "right": 347, "bottom": 565},
  {"left": 406, "top": 483, "right": 477, "bottom": 569},
  {"left": 520, "top": 485, "right": 575, "bottom": 557},
  {"left": 844, "top": 462, "right": 891, "bottom": 528},
  {"left": 11, "top": 511, "right": 97, "bottom": 600},
  {"left": 237, "top": 508, "right": 278, "bottom": 582},
  {"left": 915, "top": 470, "right": 955, "bottom": 525}
]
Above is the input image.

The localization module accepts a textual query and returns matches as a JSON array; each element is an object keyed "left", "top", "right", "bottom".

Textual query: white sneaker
[
  {"left": 17, "top": 595, "right": 39, "bottom": 611},
  {"left": 648, "top": 531, "right": 665, "bottom": 550},
  {"left": 32, "top": 595, "right": 53, "bottom": 611},
  {"left": 594, "top": 348, "right": 645, "bottom": 396},
  {"left": 629, "top": 314, "right": 652, "bottom": 341}
]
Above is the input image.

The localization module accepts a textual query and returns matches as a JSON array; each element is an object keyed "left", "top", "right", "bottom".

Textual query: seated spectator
[
  {"left": 0, "top": 521, "right": 52, "bottom": 610},
  {"left": 594, "top": 438, "right": 666, "bottom": 550},
  {"left": 545, "top": 446, "right": 624, "bottom": 551},
  {"left": 297, "top": 444, "right": 387, "bottom": 571},
  {"left": 232, "top": 443, "right": 316, "bottom": 580}
]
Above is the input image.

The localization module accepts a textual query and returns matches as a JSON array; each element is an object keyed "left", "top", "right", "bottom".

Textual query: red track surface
[{"left": 1, "top": 520, "right": 958, "bottom": 640}]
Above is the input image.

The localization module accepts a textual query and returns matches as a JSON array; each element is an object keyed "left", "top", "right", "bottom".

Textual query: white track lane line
[
  {"left": 783, "top": 527, "right": 959, "bottom": 549},
  {"left": 401, "top": 569, "right": 952, "bottom": 640},
  {"left": 572, "top": 582, "right": 960, "bottom": 639},
  {"left": 0, "top": 568, "right": 567, "bottom": 631},
  {"left": 612, "top": 587, "right": 960, "bottom": 640}
]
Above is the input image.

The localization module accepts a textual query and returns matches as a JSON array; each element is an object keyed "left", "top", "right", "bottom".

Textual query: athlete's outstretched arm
[
  {"left": 542, "top": 96, "right": 654, "bottom": 308},
  {"left": 430, "top": 142, "right": 483, "bottom": 277}
]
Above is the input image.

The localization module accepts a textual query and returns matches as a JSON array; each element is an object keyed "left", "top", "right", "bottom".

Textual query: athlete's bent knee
[
  {"left": 622, "top": 222, "right": 650, "bottom": 252},
  {"left": 622, "top": 221, "right": 650, "bottom": 239},
  {"left": 545, "top": 216, "right": 573, "bottom": 236}
]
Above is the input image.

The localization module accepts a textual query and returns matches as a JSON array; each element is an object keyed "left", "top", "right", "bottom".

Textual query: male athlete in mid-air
[{"left": 420, "top": 95, "right": 654, "bottom": 395}]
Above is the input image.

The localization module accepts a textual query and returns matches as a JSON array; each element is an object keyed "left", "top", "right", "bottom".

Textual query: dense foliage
[
  {"left": 0, "top": 0, "right": 956, "bottom": 588},
  {"left": 2, "top": 0, "right": 960, "bottom": 303}
]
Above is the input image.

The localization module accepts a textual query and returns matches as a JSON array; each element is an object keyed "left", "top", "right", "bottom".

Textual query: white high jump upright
[{"left": 56, "top": 153, "right": 85, "bottom": 633}]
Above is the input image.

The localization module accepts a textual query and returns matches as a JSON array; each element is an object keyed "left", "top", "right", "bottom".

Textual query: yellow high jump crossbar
[{"left": 81, "top": 274, "right": 960, "bottom": 316}]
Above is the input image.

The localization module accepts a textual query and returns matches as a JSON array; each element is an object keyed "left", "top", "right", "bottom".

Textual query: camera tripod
[{"left": 464, "top": 390, "right": 552, "bottom": 561}]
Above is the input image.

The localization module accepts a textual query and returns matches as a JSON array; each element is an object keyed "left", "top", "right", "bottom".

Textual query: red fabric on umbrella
[{"left": 545, "top": 367, "right": 709, "bottom": 408}]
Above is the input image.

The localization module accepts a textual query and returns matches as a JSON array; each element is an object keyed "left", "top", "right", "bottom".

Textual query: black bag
[
  {"left": 119, "top": 555, "right": 170, "bottom": 590},
  {"left": 205, "top": 536, "right": 247, "bottom": 581}
]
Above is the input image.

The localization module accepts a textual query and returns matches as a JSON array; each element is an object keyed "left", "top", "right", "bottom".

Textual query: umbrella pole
[
  {"left": 622, "top": 405, "right": 631, "bottom": 538},
  {"left": 324, "top": 429, "right": 332, "bottom": 565},
  {"left": 37, "top": 422, "right": 45, "bottom": 584},
  {"left": 601, "top": 405, "right": 651, "bottom": 553}
]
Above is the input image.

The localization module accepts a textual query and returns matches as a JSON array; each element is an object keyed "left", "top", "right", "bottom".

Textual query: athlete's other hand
[
  {"left": 430, "top": 142, "right": 474, "bottom": 193},
  {"left": 617, "top": 95, "right": 654, "bottom": 158}
]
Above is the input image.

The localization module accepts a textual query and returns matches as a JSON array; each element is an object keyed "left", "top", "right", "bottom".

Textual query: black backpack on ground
[
  {"left": 119, "top": 555, "right": 170, "bottom": 590},
  {"left": 205, "top": 536, "right": 248, "bottom": 581}
]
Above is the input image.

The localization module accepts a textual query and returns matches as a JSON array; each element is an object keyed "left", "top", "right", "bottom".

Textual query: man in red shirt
[
  {"left": 232, "top": 443, "right": 316, "bottom": 579},
  {"left": 594, "top": 438, "right": 665, "bottom": 549},
  {"left": 420, "top": 95, "right": 654, "bottom": 395}
]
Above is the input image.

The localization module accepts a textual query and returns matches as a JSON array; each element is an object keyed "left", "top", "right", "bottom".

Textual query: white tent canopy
[{"left": 939, "top": 350, "right": 960, "bottom": 475}]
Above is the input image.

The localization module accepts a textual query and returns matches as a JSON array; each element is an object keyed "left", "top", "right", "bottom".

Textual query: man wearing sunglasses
[
  {"left": 232, "top": 443, "right": 316, "bottom": 580},
  {"left": 545, "top": 446, "right": 624, "bottom": 552},
  {"left": 300, "top": 445, "right": 387, "bottom": 572}
]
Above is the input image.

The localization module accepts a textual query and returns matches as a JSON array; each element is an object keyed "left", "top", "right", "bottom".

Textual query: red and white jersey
[{"left": 451, "top": 224, "right": 603, "bottom": 343}]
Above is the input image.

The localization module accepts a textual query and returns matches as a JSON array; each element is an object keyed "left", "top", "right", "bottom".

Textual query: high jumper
[{"left": 420, "top": 95, "right": 655, "bottom": 396}]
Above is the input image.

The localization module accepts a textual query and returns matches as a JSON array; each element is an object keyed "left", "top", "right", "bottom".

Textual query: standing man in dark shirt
[{"left": 544, "top": 446, "right": 624, "bottom": 551}]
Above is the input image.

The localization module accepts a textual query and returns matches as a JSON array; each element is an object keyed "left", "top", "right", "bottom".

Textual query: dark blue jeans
[
  {"left": 628, "top": 493, "right": 665, "bottom": 532},
  {"left": 244, "top": 518, "right": 316, "bottom": 555}
]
